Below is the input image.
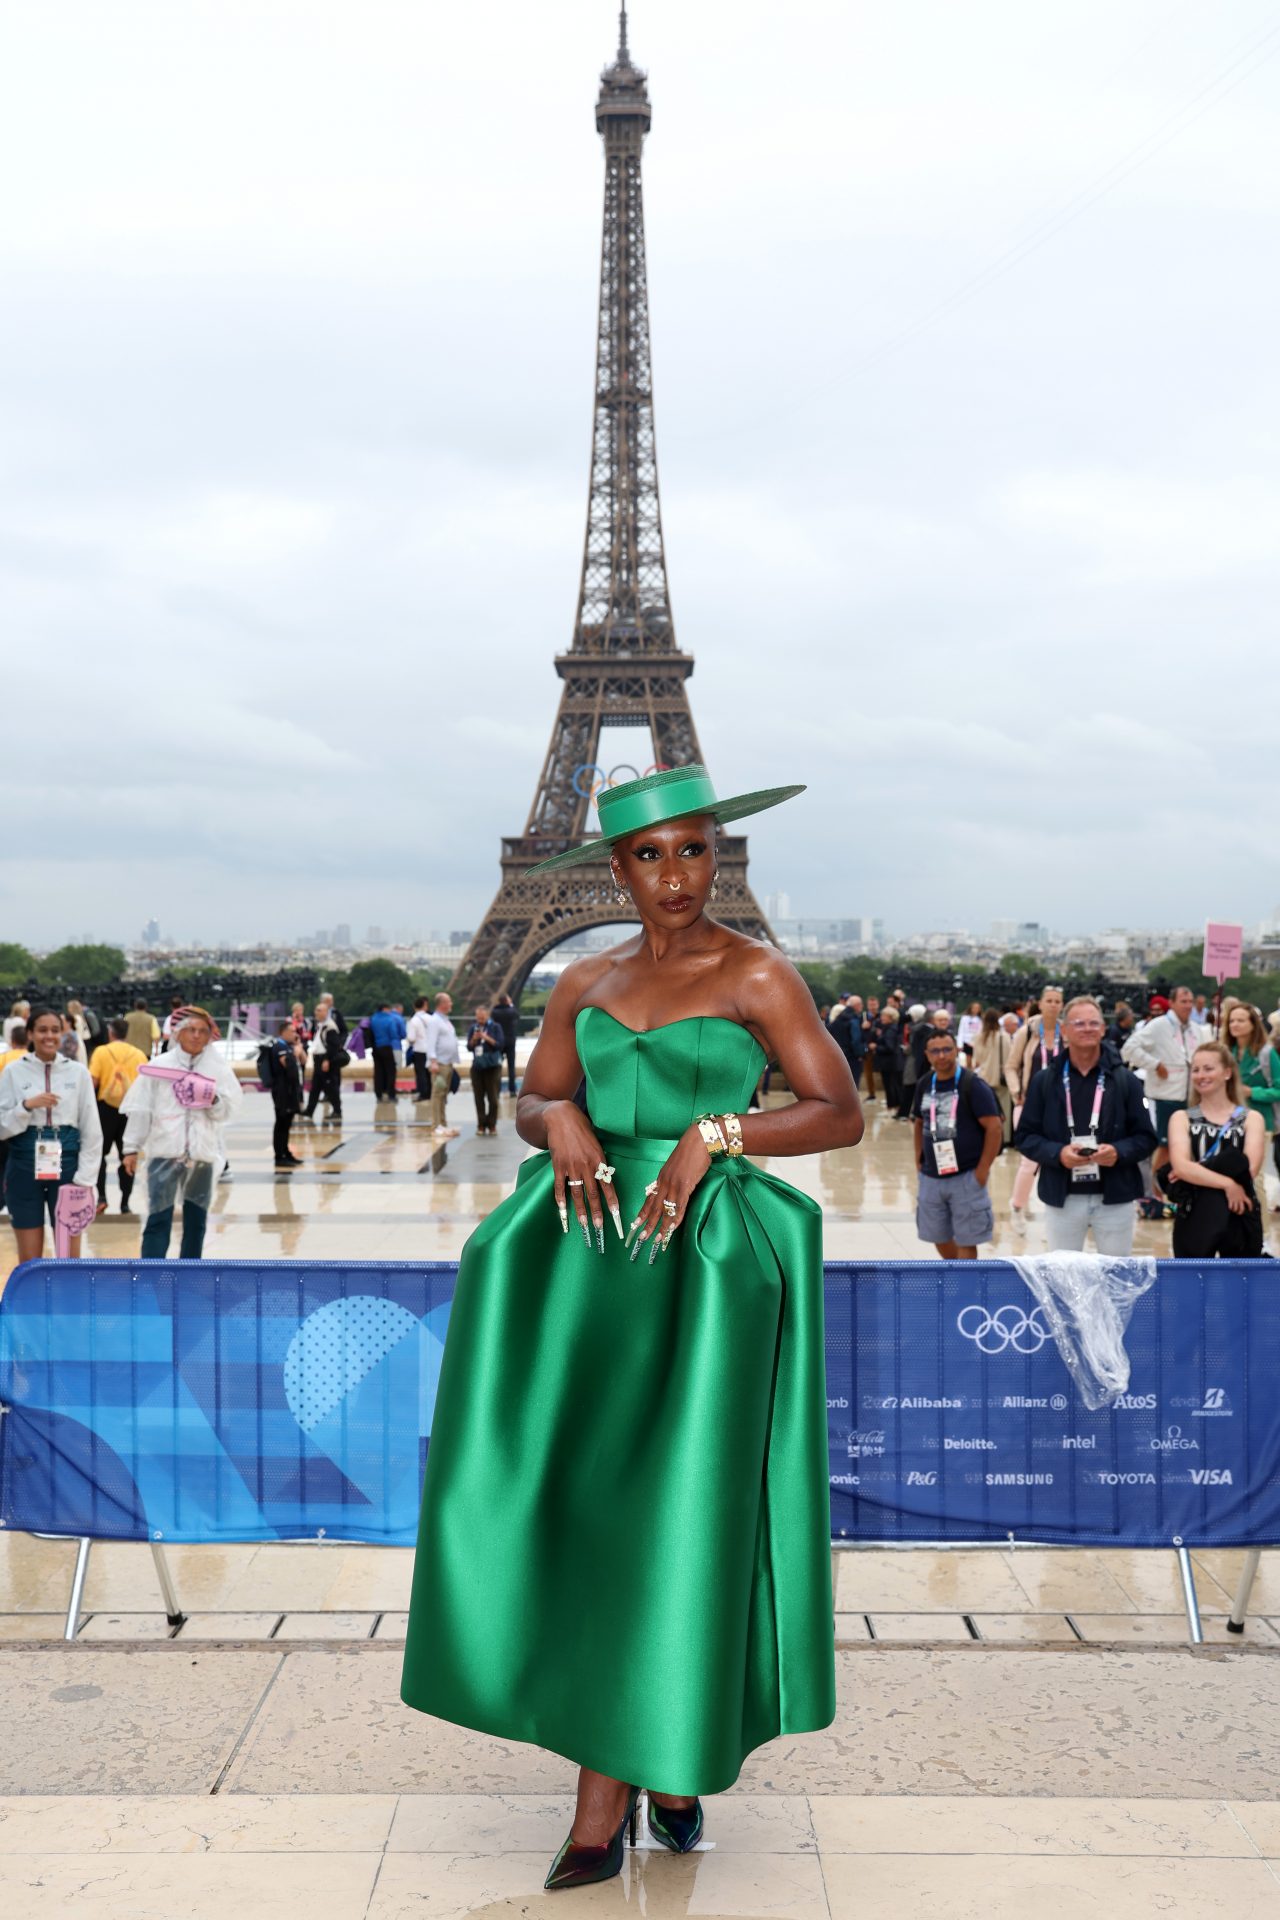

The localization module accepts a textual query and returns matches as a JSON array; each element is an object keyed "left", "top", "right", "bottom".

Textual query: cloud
[{"left": 0, "top": 0, "right": 1276, "bottom": 946}]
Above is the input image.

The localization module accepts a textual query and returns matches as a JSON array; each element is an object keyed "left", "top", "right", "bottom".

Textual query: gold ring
[{"left": 662, "top": 1198, "right": 678, "bottom": 1217}]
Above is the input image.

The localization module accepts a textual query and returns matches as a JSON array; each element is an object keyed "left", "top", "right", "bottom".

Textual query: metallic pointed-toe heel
[
  {"left": 646, "top": 1795, "right": 704, "bottom": 1853},
  {"left": 545, "top": 1784, "right": 641, "bottom": 1891}
]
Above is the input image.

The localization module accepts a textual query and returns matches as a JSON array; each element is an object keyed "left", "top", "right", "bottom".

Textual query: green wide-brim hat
[{"left": 527, "top": 763, "right": 806, "bottom": 873}]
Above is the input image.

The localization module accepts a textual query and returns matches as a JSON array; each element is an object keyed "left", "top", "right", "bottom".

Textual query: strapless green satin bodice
[
  {"left": 402, "top": 1013, "right": 836, "bottom": 1795},
  {"left": 575, "top": 1006, "right": 766, "bottom": 1138}
]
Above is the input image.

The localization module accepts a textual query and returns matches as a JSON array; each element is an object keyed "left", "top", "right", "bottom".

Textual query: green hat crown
[{"left": 528, "top": 762, "right": 805, "bottom": 873}]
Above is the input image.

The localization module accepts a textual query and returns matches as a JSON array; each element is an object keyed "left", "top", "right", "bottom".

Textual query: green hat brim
[{"left": 526, "top": 782, "right": 806, "bottom": 874}]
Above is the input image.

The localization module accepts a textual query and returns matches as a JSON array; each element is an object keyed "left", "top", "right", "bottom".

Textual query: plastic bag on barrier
[{"left": 1009, "top": 1253, "right": 1157, "bottom": 1411}]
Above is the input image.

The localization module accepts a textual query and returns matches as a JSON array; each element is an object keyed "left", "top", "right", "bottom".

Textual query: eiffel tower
[{"left": 450, "top": 6, "right": 775, "bottom": 1008}]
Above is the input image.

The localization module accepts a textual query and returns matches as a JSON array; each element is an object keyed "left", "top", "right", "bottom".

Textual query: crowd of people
[
  {"left": 823, "top": 984, "right": 1278, "bottom": 1263},
  {"left": 2, "top": 976, "right": 1275, "bottom": 1272}
]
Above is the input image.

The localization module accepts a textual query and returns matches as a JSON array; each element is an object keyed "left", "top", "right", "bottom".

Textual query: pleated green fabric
[{"left": 400, "top": 1010, "right": 836, "bottom": 1795}]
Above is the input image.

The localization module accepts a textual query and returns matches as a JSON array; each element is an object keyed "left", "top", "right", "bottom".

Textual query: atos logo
[
  {"left": 1190, "top": 1468, "right": 1234, "bottom": 1486},
  {"left": 1112, "top": 1393, "right": 1157, "bottom": 1411},
  {"left": 1192, "top": 1389, "right": 1232, "bottom": 1418},
  {"left": 905, "top": 1470, "right": 938, "bottom": 1487}
]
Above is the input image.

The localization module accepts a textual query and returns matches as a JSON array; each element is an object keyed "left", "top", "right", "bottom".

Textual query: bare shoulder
[
  {"left": 549, "top": 941, "right": 640, "bottom": 1017},
  {"left": 719, "top": 930, "right": 812, "bottom": 1018}
]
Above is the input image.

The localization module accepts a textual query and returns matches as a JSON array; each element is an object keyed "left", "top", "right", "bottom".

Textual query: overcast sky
[{"left": 3, "top": 1, "right": 1277, "bottom": 949}]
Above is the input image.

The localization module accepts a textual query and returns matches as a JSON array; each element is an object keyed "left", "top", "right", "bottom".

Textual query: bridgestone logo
[{"left": 984, "top": 1472, "right": 1054, "bottom": 1486}]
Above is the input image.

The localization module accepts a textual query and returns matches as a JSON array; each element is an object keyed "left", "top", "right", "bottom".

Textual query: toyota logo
[{"left": 957, "top": 1304, "right": 1051, "bottom": 1355}]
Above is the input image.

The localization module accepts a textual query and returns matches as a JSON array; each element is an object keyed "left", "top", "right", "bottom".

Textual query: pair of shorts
[
  {"left": 1153, "top": 1097, "right": 1187, "bottom": 1145},
  {"left": 4, "top": 1155, "right": 64, "bottom": 1231},
  {"left": 916, "top": 1168, "right": 994, "bottom": 1247},
  {"left": 4, "top": 1127, "right": 83, "bottom": 1232}
]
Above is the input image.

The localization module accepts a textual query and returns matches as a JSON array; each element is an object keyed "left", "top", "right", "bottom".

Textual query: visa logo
[{"left": 1190, "top": 1468, "right": 1234, "bottom": 1486}]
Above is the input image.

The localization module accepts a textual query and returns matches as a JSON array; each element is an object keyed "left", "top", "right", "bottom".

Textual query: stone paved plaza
[{"left": 2, "top": 1079, "right": 1279, "bottom": 1916}]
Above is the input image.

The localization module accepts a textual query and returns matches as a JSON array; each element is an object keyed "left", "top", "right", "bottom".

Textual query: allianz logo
[
  {"left": 1149, "top": 1425, "right": 1199, "bottom": 1453},
  {"left": 1002, "top": 1395, "right": 1069, "bottom": 1411},
  {"left": 1191, "top": 1388, "right": 1233, "bottom": 1418}
]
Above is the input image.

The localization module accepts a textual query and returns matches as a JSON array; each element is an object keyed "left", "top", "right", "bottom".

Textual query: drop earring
[{"left": 612, "top": 870, "right": 630, "bottom": 906}]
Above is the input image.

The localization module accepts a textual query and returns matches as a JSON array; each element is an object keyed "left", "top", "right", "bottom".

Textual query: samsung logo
[{"left": 985, "top": 1472, "right": 1054, "bottom": 1487}]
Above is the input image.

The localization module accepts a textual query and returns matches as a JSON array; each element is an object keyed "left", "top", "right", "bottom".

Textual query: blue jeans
[{"left": 140, "top": 1202, "right": 208, "bottom": 1259}]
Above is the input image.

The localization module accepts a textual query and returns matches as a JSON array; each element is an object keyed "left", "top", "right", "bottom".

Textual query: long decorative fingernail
[
  {"left": 624, "top": 1216, "right": 643, "bottom": 1249},
  {"left": 629, "top": 1234, "right": 647, "bottom": 1263},
  {"left": 610, "top": 1207, "right": 625, "bottom": 1241},
  {"left": 595, "top": 1220, "right": 604, "bottom": 1255},
  {"left": 579, "top": 1217, "right": 592, "bottom": 1250},
  {"left": 558, "top": 1204, "right": 569, "bottom": 1234}
]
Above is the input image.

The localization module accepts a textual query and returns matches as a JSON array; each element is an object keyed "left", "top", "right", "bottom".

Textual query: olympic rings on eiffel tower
[{"left": 572, "top": 763, "right": 669, "bottom": 799}]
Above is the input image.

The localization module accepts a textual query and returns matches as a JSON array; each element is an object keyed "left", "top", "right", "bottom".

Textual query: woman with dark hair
[
  {"left": 401, "top": 766, "right": 862, "bottom": 1888},
  {"left": 1167, "top": 1042, "right": 1266, "bottom": 1258},
  {"left": 0, "top": 1006, "right": 102, "bottom": 1262}
]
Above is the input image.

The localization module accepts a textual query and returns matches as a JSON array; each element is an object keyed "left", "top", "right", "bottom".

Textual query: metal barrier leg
[
  {"left": 150, "top": 1542, "right": 186, "bottom": 1629},
  {"left": 64, "top": 1537, "right": 92, "bottom": 1642},
  {"left": 1227, "top": 1547, "right": 1263, "bottom": 1636},
  {"left": 1174, "top": 1541, "right": 1204, "bottom": 1645}
]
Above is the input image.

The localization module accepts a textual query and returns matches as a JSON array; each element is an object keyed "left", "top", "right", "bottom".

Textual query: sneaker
[{"left": 274, "top": 1159, "right": 296, "bottom": 1170}]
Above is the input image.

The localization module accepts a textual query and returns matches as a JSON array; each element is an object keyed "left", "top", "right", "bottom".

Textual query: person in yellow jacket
[{"left": 90, "top": 1018, "right": 148, "bottom": 1214}]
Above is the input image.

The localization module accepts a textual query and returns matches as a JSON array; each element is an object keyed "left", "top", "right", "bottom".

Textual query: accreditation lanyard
[
  {"left": 927, "top": 1073, "right": 960, "bottom": 1137},
  {"left": 1200, "top": 1108, "right": 1244, "bottom": 1163},
  {"left": 1062, "top": 1060, "right": 1105, "bottom": 1135},
  {"left": 1168, "top": 1011, "right": 1195, "bottom": 1069},
  {"left": 34, "top": 1063, "right": 62, "bottom": 1180},
  {"left": 1038, "top": 1021, "right": 1061, "bottom": 1071}
]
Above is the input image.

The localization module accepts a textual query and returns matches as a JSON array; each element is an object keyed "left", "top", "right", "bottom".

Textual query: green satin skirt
[{"left": 401, "top": 1132, "right": 835, "bottom": 1794}]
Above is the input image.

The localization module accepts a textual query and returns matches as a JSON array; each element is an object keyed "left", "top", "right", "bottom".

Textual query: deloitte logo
[{"left": 957, "top": 1305, "right": 1051, "bottom": 1355}]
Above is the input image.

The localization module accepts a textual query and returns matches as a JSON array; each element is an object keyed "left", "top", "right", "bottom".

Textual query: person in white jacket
[
  {"left": 121, "top": 1006, "right": 243, "bottom": 1259},
  {"left": 0, "top": 1005, "right": 103, "bottom": 1263},
  {"left": 1122, "top": 985, "right": 1198, "bottom": 1174}
]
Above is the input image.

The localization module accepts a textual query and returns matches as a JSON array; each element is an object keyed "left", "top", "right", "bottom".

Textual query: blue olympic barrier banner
[
  {"left": 1, "top": 1258, "right": 1278, "bottom": 1548},
  {"left": 826, "top": 1260, "right": 1280, "bottom": 1547}
]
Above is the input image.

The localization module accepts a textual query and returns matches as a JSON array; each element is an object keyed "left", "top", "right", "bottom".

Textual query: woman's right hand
[
  {"left": 24, "top": 1092, "right": 58, "bottom": 1113},
  {"left": 544, "top": 1100, "right": 623, "bottom": 1248},
  {"left": 1223, "top": 1178, "right": 1252, "bottom": 1214}
]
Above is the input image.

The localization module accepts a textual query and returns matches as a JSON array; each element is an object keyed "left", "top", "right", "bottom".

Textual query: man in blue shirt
[
  {"left": 912, "top": 1029, "right": 1003, "bottom": 1258},
  {"left": 368, "top": 1002, "right": 407, "bottom": 1103}
]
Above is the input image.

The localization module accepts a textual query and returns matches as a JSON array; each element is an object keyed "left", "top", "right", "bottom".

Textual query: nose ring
[{"left": 666, "top": 881, "right": 683, "bottom": 891}]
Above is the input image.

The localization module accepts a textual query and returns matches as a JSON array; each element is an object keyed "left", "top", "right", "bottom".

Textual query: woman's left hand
[{"left": 626, "top": 1125, "right": 714, "bottom": 1262}]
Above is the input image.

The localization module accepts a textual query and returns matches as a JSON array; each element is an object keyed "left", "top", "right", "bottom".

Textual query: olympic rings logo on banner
[
  {"left": 956, "top": 1304, "right": 1051, "bottom": 1355},
  {"left": 572, "top": 762, "right": 669, "bottom": 800}
]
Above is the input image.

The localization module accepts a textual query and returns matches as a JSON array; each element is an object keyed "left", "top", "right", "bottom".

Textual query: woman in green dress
[{"left": 401, "top": 766, "right": 862, "bottom": 1890}]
